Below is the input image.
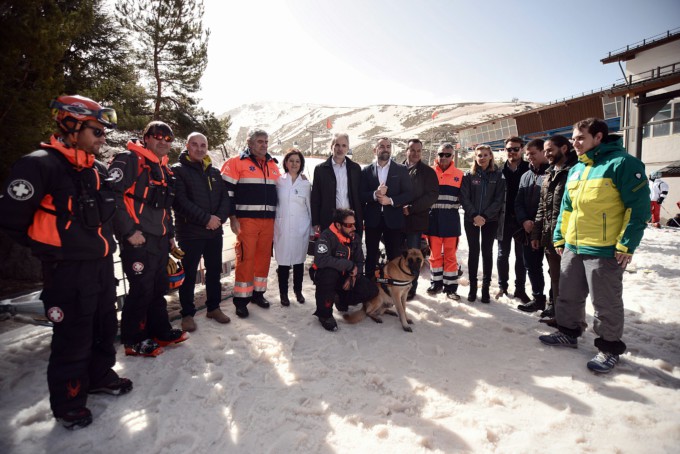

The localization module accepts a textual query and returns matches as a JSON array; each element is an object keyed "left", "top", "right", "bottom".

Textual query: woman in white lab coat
[{"left": 274, "top": 149, "right": 313, "bottom": 306}]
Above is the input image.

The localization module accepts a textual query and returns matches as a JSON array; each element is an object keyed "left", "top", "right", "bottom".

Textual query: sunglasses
[
  {"left": 81, "top": 124, "right": 106, "bottom": 138},
  {"left": 341, "top": 222, "right": 356, "bottom": 228},
  {"left": 50, "top": 100, "right": 118, "bottom": 128},
  {"left": 438, "top": 153, "right": 452, "bottom": 158},
  {"left": 505, "top": 147, "right": 521, "bottom": 152},
  {"left": 150, "top": 132, "right": 174, "bottom": 143}
]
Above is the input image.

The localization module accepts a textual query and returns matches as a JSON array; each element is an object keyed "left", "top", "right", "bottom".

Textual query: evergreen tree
[
  {"left": 62, "top": 0, "right": 149, "bottom": 131},
  {"left": 116, "top": 0, "right": 210, "bottom": 120}
]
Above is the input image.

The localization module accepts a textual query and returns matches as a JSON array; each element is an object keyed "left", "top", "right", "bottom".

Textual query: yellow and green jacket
[{"left": 553, "top": 135, "right": 649, "bottom": 257}]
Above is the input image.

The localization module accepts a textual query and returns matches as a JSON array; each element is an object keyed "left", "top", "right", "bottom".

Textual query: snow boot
[
  {"left": 444, "top": 284, "right": 460, "bottom": 301},
  {"left": 89, "top": 377, "right": 133, "bottom": 396},
  {"left": 467, "top": 282, "right": 477, "bottom": 302},
  {"left": 155, "top": 329, "right": 189, "bottom": 347},
  {"left": 125, "top": 339, "right": 163, "bottom": 357},
  {"left": 252, "top": 292, "right": 271, "bottom": 309},
  {"left": 56, "top": 407, "right": 92, "bottom": 430},
  {"left": 480, "top": 284, "right": 491, "bottom": 303},
  {"left": 427, "top": 281, "right": 443, "bottom": 295}
]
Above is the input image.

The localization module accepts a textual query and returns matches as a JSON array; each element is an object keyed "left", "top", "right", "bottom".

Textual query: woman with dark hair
[
  {"left": 460, "top": 145, "right": 506, "bottom": 303},
  {"left": 274, "top": 148, "right": 313, "bottom": 305}
]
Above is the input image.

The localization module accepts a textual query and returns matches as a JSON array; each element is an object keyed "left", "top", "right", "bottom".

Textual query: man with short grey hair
[{"left": 221, "top": 129, "right": 281, "bottom": 318}]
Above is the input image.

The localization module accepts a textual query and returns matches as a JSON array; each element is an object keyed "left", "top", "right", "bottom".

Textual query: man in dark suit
[
  {"left": 311, "top": 133, "right": 363, "bottom": 236},
  {"left": 360, "top": 137, "right": 413, "bottom": 277}
]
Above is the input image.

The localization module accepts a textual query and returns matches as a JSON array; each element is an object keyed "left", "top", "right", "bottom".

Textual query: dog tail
[{"left": 342, "top": 307, "right": 367, "bottom": 324}]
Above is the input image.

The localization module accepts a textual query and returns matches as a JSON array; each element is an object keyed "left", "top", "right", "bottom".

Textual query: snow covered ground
[{"left": 1, "top": 222, "right": 678, "bottom": 453}]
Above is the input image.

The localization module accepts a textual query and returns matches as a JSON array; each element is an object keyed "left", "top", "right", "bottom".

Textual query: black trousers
[
  {"left": 40, "top": 256, "right": 119, "bottom": 417},
  {"left": 277, "top": 263, "right": 304, "bottom": 294},
  {"left": 464, "top": 220, "right": 498, "bottom": 286},
  {"left": 178, "top": 235, "right": 224, "bottom": 316},
  {"left": 120, "top": 235, "right": 173, "bottom": 345},
  {"left": 365, "top": 215, "right": 403, "bottom": 277},
  {"left": 313, "top": 268, "right": 379, "bottom": 319}
]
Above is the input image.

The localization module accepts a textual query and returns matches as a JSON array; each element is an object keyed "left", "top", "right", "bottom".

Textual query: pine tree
[{"left": 115, "top": 0, "right": 210, "bottom": 120}]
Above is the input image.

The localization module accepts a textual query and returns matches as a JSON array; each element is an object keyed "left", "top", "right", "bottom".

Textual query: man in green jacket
[{"left": 539, "top": 118, "right": 650, "bottom": 374}]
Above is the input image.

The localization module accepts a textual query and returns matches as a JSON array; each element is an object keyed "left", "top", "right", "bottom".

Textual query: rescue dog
[{"left": 343, "top": 248, "right": 424, "bottom": 332}]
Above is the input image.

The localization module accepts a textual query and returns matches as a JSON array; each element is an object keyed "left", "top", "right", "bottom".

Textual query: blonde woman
[{"left": 460, "top": 145, "right": 506, "bottom": 303}]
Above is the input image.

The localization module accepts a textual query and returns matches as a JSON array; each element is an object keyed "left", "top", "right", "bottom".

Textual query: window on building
[
  {"left": 602, "top": 96, "right": 623, "bottom": 119},
  {"left": 642, "top": 100, "right": 679, "bottom": 138}
]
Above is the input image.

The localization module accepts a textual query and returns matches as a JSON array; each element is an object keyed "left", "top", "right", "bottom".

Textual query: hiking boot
[
  {"left": 587, "top": 351, "right": 619, "bottom": 374},
  {"left": 207, "top": 308, "right": 231, "bottom": 324},
  {"left": 89, "top": 377, "right": 133, "bottom": 396},
  {"left": 235, "top": 305, "right": 249, "bottom": 318},
  {"left": 495, "top": 288, "right": 509, "bottom": 299},
  {"left": 155, "top": 329, "right": 189, "bottom": 347},
  {"left": 427, "top": 282, "right": 443, "bottom": 295},
  {"left": 467, "top": 285, "right": 477, "bottom": 302},
  {"left": 56, "top": 407, "right": 92, "bottom": 430},
  {"left": 181, "top": 316, "right": 196, "bottom": 332},
  {"left": 125, "top": 339, "right": 163, "bottom": 357},
  {"left": 480, "top": 285, "right": 490, "bottom": 304},
  {"left": 518, "top": 299, "right": 546, "bottom": 313},
  {"left": 280, "top": 293, "right": 290, "bottom": 307},
  {"left": 295, "top": 291, "right": 305, "bottom": 304},
  {"left": 539, "top": 331, "right": 578, "bottom": 348},
  {"left": 513, "top": 289, "right": 531, "bottom": 304},
  {"left": 319, "top": 316, "right": 338, "bottom": 332},
  {"left": 444, "top": 284, "right": 460, "bottom": 301},
  {"left": 252, "top": 293, "right": 271, "bottom": 309},
  {"left": 540, "top": 304, "right": 555, "bottom": 319}
]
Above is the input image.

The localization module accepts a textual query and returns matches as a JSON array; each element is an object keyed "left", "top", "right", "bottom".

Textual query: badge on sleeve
[
  {"left": 47, "top": 306, "right": 64, "bottom": 323},
  {"left": 109, "top": 167, "right": 124, "bottom": 183},
  {"left": 7, "top": 179, "right": 34, "bottom": 201},
  {"left": 316, "top": 243, "right": 328, "bottom": 254}
]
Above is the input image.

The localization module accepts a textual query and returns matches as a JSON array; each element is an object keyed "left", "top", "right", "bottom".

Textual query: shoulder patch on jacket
[{"left": 7, "top": 179, "right": 34, "bottom": 201}]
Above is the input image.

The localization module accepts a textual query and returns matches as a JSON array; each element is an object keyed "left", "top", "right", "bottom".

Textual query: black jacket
[
  {"left": 501, "top": 159, "right": 529, "bottom": 225},
  {"left": 311, "top": 156, "right": 363, "bottom": 231},
  {"left": 460, "top": 167, "right": 506, "bottom": 224},
  {"left": 171, "top": 151, "right": 231, "bottom": 241},
  {"left": 515, "top": 162, "right": 550, "bottom": 225},
  {"left": 360, "top": 160, "right": 413, "bottom": 229},
  {"left": 313, "top": 224, "right": 364, "bottom": 273},
  {"left": 402, "top": 160, "right": 439, "bottom": 233},
  {"left": 0, "top": 136, "right": 116, "bottom": 262},
  {"left": 531, "top": 154, "right": 577, "bottom": 247}
]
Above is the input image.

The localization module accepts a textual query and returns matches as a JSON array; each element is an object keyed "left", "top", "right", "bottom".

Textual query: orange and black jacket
[
  {"left": 0, "top": 135, "right": 116, "bottom": 261},
  {"left": 108, "top": 139, "right": 175, "bottom": 240},
  {"left": 220, "top": 148, "right": 280, "bottom": 219}
]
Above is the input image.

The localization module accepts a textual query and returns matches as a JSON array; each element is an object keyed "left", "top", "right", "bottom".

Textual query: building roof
[
  {"left": 657, "top": 160, "right": 680, "bottom": 178},
  {"left": 601, "top": 28, "right": 680, "bottom": 64}
]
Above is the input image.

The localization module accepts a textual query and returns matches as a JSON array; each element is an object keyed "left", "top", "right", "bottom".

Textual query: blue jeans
[
  {"left": 497, "top": 222, "right": 526, "bottom": 291},
  {"left": 522, "top": 243, "right": 545, "bottom": 298},
  {"left": 178, "top": 236, "right": 224, "bottom": 316}
]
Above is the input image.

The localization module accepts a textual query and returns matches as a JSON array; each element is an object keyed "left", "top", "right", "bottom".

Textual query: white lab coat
[{"left": 274, "top": 173, "right": 312, "bottom": 266}]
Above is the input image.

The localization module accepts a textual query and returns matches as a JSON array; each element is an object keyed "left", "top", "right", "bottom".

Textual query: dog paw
[
  {"left": 370, "top": 316, "right": 383, "bottom": 324},
  {"left": 402, "top": 326, "right": 413, "bottom": 333}
]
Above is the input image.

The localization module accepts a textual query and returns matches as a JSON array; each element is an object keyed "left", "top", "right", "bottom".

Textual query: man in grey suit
[{"left": 360, "top": 137, "right": 413, "bottom": 277}]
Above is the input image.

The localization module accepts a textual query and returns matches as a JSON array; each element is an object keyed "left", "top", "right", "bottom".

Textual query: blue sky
[{"left": 198, "top": 0, "right": 680, "bottom": 113}]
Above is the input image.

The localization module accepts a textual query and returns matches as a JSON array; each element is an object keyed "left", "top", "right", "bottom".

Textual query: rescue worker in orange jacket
[
  {"left": 427, "top": 143, "right": 465, "bottom": 300},
  {"left": 0, "top": 95, "right": 131, "bottom": 430},
  {"left": 108, "top": 121, "right": 188, "bottom": 357},
  {"left": 221, "top": 129, "right": 280, "bottom": 318}
]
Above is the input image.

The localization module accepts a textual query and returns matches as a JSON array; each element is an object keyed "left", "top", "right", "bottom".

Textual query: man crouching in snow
[{"left": 311, "top": 208, "right": 378, "bottom": 331}]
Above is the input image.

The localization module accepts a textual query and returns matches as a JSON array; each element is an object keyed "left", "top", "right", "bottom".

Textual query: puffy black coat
[
  {"left": 171, "top": 151, "right": 231, "bottom": 241},
  {"left": 531, "top": 154, "right": 577, "bottom": 247},
  {"left": 402, "top": 160, "right": 439, "bottom": 233},
  {"left": 515, "top": 162, "right": 550, "bottom": 225}
]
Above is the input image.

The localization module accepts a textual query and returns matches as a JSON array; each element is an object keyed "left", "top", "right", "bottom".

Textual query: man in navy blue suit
[{"left": 360, "top": 137, "right": 413, "bottom": 277}]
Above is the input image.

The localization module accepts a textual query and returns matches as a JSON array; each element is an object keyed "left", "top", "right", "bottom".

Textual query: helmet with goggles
[{"left": 50, "top": 95, "right": 117, "bottom": 134}]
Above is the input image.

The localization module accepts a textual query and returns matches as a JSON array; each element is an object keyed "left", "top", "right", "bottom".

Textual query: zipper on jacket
[{"left": 602, "top": 213, "right": 607, "bottom": 241}]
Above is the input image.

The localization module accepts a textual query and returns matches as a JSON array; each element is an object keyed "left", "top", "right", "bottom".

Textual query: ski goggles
[{"left": 50, "top": 100, "right": 118, "bottom": 128}]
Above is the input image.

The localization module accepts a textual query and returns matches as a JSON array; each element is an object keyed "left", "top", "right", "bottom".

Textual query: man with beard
[
  {"left": 311, "top": 209, "right": 378, "bottom": 331},
  {"left": 401, "top": 138, "right": 438, "bottom": 299},
  {"left": 515, "top": 139, "right": 549, "bottom": 312},
  {"left": 0, "top": 95, "right": 131, "bottom": 429},
  {"left": 496, "top": 137, "right": 531, "bottom": 303},
  {"left": 360, "top": 137, "right": 413, "bottom": 277},
  {"left": 531, "top": 135, "right": 577, "bottom": 323}
]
